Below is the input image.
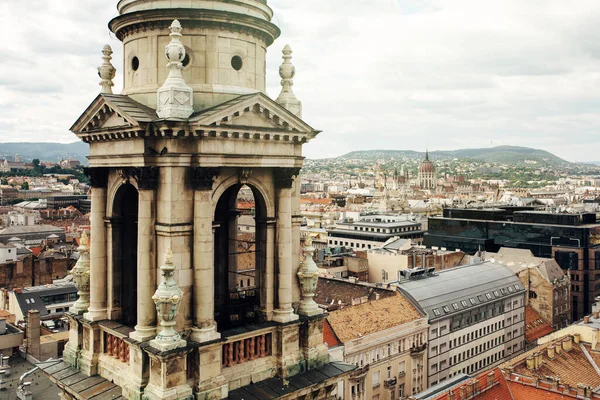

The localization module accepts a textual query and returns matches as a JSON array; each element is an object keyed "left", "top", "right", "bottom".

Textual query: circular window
[
  {"left": 182, "top": 53, "right": 191, "bottom": 68},
  {"left": 231, "top": 55, "right": 243, "bottom": 71},
  {"left": 131, "top": 56, "right": 140, "bottom": 71}
]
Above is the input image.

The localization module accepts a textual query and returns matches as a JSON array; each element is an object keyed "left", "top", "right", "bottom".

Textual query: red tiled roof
[
  {"left": 525, "top": 306, "right": 553, "bottom": 342},
  {"left": 507, "top": 380, "right": 572, "bottom": 400},
  {"left": 431, "top": 368, "right": 513, "bottom": 400},
  {"left": 323, "top": 319, "right": 342, "bottom": 348}
]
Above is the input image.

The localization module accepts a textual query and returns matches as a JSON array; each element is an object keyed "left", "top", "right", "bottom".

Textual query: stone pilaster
[
  {"left": 272, "top": 168, "right": 300, "bottom": 324},
  {"left": 63, "top": 314, "right": 84, "bottom": 369},
  {"left": 78, "top": 321, "right": 102, "bottom": 376},
  {"left": 85, "top": 167, "right": 109, "bottom": 321},
  {"left": 143, "top": 348, "right": 194, "bottom": 400},
  {"left": 129, "top": 168, "right": 159, "bottom": 342},
  {"left": 191, "top": 167, "right": 221, "bottom": 343}
]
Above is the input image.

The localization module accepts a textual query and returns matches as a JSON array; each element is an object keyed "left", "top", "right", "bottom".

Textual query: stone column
[
  {"left": 273, "top": 168, "right": 300, "bottom": 324},
  {"left": 130, "top": 167, "right": 159, "bottom": 342},
  {"left": 84, "top": 167, "right": 108, "bottom": 322},
  {"left": 190, "top": 167, "right": 220, "bottom": 343}
]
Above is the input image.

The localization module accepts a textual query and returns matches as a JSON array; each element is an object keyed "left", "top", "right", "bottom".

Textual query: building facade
[
  {"left": 328, "top": 214, "right": 424, "bottom": 251},
  {"left": 326, "top": 295, "right": 429, "bottom": 400},
  {"left": 425, "top": 207, "right": 600, "bottom": 320},
  {"left": 43, "top": 1, "right": 354, "bottom": 399},
  {"left": 398, "top": 263, "right": 526, "bottom": 387}
]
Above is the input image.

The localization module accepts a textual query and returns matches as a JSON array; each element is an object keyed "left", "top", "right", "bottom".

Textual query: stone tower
[{"left": 47, "top": 1, "right": 354, "bottom": 400}]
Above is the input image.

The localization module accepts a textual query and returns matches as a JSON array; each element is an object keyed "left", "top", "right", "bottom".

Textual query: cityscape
[{"left": 1, "top": 1, "right": 600, "bottom": 400}]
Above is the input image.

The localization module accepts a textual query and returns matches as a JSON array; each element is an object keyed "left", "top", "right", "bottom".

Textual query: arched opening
[
  {"left": 112, "top": 183, "right": 138, "bottom": 326},
  {"left": 214, "top": 184, "right": 267, "bottom": 330}
]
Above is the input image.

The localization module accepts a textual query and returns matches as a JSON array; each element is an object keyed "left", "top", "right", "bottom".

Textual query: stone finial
[
  {"left": 156, "top": 20, "right": 194, "bottom": 119},
  {"left": 70, "top": 231, "right": 91, "bottom": 315},
  {"left": 276, "top": 45, "right": 302, "bottom": 118},
  {"left": 98, "top": 45, "right": 116, "bottom": 94},
  {"left": 150, "top": 249, "right": 186, "bottom": 351},
  {"left": 297, "top": 238, "right": 322, "bottom": 317}
]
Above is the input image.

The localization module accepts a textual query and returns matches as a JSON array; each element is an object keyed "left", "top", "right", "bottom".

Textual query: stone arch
[
  {"left": 211, "top": 173, "right": 275, "bottom": 219},
  {"left": 108, "top": 179, "right": 139, "bottom": 326},
  {"left": 212, "top": 177, "right": 272, "bottom": 330}
]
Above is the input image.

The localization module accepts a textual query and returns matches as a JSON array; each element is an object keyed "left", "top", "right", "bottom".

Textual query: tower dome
[
  {"left": 109, "top": 0, "right": 280, "bottom": 111},
  {"left": 419, "top": 150, "right": 435, "bottom": 173},
  {"left": 418, "top": 150, "right": 436, "bottom": 189}
]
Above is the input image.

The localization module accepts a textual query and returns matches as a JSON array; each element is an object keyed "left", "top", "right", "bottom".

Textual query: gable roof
[
  {"left": 71, "top": 94, "right": 157, "bottom": 134},
  {"left": 189, "top": 92, "right": 317, "bottom": 133},
  {"left": 525, "top": 306, "right": 553, "bottom": 343},
  {"left": 326, "top": 294, "right": 423, "bottom": 343}
]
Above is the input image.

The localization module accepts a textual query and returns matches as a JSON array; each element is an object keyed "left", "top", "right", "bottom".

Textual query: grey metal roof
[
  {"left": 398, "top": 262, "right": 524, "bottom": 321},
  {"left": 101, "top": 94, "right": 157, "bottom": 122}
]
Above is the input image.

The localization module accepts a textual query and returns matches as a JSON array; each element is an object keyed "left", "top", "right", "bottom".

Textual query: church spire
[
  {"left": 425, "top": 148, "right": 429, "bottom": 161},
  {"left": 276, "top": 45, "right": 302, "bottom": 118},
  {"left": 156, "top": 20, "right": 194, "bottom": 119}
]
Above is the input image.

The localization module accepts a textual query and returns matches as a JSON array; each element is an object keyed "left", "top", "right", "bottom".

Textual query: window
[
  {"left": 398, "top": 361, "right": 406, "bottom": 374},
  {"left": 387, "top": 366, "right": 392, "bottom": 379},
  {"left": 461, "top": 300, "right": 468, "bottom": 307},
  {"left": 443, "top": 306, "right": 450, "bottom": 313},
  {"left": 470, "top": 298, "right": 476, "bottom": 305},
  {"left": 231, "top": 55, "right": 243, "bottom": 71},
  {"left": 433, "top": 309, "right": 440, "bottom": 316},
  {"left": 514, "top": 284, "right": 520, "bottom": 290},
  {"left": 452, "top": 303, "right": 459, "bottom": 310},
  {"left": 372, "top": 371, "right": 381, "bottom": 387},
  {"left": 486, "top": 293, "right": 492, "bottom": 300},
  {"left": 494, "top": 290, "right": 499, "bottom": 297}
]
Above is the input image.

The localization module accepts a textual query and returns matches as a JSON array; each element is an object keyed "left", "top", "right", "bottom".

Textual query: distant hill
[
  {"left": 336, "top": 146, "right": 569, "bottom": 166},
  {"left": 0, "top": 142, "right": 88, "bottom": 164}
]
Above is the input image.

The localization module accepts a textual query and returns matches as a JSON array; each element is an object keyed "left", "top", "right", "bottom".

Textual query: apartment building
[{"left": 398, "top": 262, "right": 526, "bottom": 386}]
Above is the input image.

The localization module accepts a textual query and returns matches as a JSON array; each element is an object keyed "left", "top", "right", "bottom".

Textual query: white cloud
[{"left": 1, "top": 0, "right": 599, "bottom": 161}]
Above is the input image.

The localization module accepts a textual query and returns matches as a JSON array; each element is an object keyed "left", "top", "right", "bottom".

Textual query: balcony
[
  {"left": 411, "top": 343, "right": 427, "bottom": 357},
  {"left": 221, "top": 331, "right": 272, "bottom": 368},
  {"left": 103, "top": 331, "right": 130, "bottom": 364},
  {"left": 398, "top": 371, "right": 406, "bottom": 378},
  {"left": 349, "top": 364, "right": 369, "bottom": 380},
  {"left": 384, "top": 377, "right": 397, "bottom": 389}
]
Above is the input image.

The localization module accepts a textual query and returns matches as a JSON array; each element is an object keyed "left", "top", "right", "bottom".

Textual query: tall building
[
  {"left": 40, "top": 1, "right": 353, "bottom": 399},
  {"left": 418, "top": 150, "right": 436, "bottom": 190},
  {"left": 425, "top": 207, "right": 600, "bottom": 321}
]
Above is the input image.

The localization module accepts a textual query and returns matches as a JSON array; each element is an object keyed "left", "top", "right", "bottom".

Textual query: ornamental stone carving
[
  {"left": 276, "top": 45, "right": 302, "bottom": 118},
  {"left": 70, "top": 231, "right": 91, "bottom": 315},
  {"left": 84, "top": 167, "right": 109, "bottom": 188},
  {"left": 296, "top": 237, "right": 322, "bottom": 317},
  {"left": 190, "top": 167, "right": 219, "bottom": 191},
  {"left": 150, "top": 249, "right": 186, "bottom": 352},
  {"left": 156, "top": 20, "right": 194, "bottom": 119},
  {"left": 273, "top": 167, "right": 300, "bottom": 189},
  {"left": 98, "top": 45, "right": 116, "bottom": 94},
  {"left": 118, "top": 167, "right": 159, "bottom": 190}
]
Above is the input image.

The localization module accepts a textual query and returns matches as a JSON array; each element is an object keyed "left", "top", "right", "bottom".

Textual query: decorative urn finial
[
  {"left": 70, "top": 231, "right": 91, "bottom": 314},
  {"left": 276, "top": 44, "right": 302, "bottom": 118},
  {"left": 98, "top": 45, "right": 116, "bottom": 94},
  {"left": 150, "top": 248, "right": 186, "bottom": 351},
  {"left": 297, "top": 236, "right": 322, "bottom": 317},
  {"left": 156, "top": 20, "right": 194, "bottom": 119}
]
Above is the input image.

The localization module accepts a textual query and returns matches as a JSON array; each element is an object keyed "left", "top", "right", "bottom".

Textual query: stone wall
[{"left": 0, "top": 254, "right": 69, "bottom": 289}]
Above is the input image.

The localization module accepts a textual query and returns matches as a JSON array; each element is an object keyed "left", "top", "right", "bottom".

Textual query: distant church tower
[
  {"left": 51, "top": 2, "right": 350, "bottom": 400},
  {"left": 418, "top": 149, "right": 436, "bottom": 189}
]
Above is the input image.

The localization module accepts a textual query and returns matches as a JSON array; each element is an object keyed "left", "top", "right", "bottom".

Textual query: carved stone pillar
[
  {"left": 70, "top": 232, "right": 91, "bottom": 315},
  {"left": 297, "top": 237, "right": 322, "bottom": 317},
  {"left": 84, "top": 167, "right": 108, "bottom": 321},
  {"left": 190, "top": 167, "right": 221, "bottom": 343},
  {"left": 124, "top": 167, "right": 159, "bottom": 342},
  {"left": 272, "top": 168, "right": 300, "bottom": 324}
]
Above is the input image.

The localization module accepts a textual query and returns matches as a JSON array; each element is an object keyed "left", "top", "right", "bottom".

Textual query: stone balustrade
[
  {"left": 103, "top": 331, "right": 130, "bottom": 364},
  {"left": 221, "top": 332, "right": 272, "bottom": 368}
]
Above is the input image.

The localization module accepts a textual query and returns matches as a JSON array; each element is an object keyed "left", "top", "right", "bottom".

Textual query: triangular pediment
[
  {"left": 71, "top": 94, "right": 157, "bottom": 135},
  {"left": 190, "top": 93, "right": 316, "bottom": 133}
]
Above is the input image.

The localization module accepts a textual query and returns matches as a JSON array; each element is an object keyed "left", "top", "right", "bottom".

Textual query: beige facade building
[
  {"left": 485, "top": 248, "right": 571, "bottom": 329},
  {"left": 326, "top": 295, "right": 429, "bottom": 400},
  {"left": 39, "top": 1, "right": 354, "bottom": 399}
]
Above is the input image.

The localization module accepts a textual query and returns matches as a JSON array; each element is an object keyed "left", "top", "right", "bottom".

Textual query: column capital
[
  {"left": 273, "top": 167, "right": 301, "bottom": 189},
  {"left": 84, "top": 167, "right": 109, "bottom": 188},
  {"left": 190, "top": 167, "right": 220, "bottom": 191},
  {"left": 119, "top": 167, "right": 159, "bottom": 190}
]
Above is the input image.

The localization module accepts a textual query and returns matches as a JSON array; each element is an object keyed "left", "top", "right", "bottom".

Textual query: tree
[
  {"left": 32, "top": 159, "right": 40, "bottom": 168},
  {"left": 21, "top": 181, "right": 29, "bottom": 190}
]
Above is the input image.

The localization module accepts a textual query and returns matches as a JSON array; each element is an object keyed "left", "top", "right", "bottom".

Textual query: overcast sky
[{"left": 1, "top": 0, "right": 600, "bottom": 161}]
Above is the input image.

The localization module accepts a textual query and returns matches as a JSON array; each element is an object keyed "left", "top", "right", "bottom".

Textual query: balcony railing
[
  {"left": 221, "top": 332, "right": 272, "bottom": 368},
  {"left": 103, "top": 331, "right": 130, "bottom": 364},
  {"left": 384, "top": 377, "right": 397, "bottom": 389}
]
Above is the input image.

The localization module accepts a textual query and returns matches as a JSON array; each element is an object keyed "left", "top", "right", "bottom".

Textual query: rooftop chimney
[
  {"left": 574, "top": 333, "right": 581, "bottom": 344},
  {"left": 547, "top": 345, "right": 555, "bottom": 360}
]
